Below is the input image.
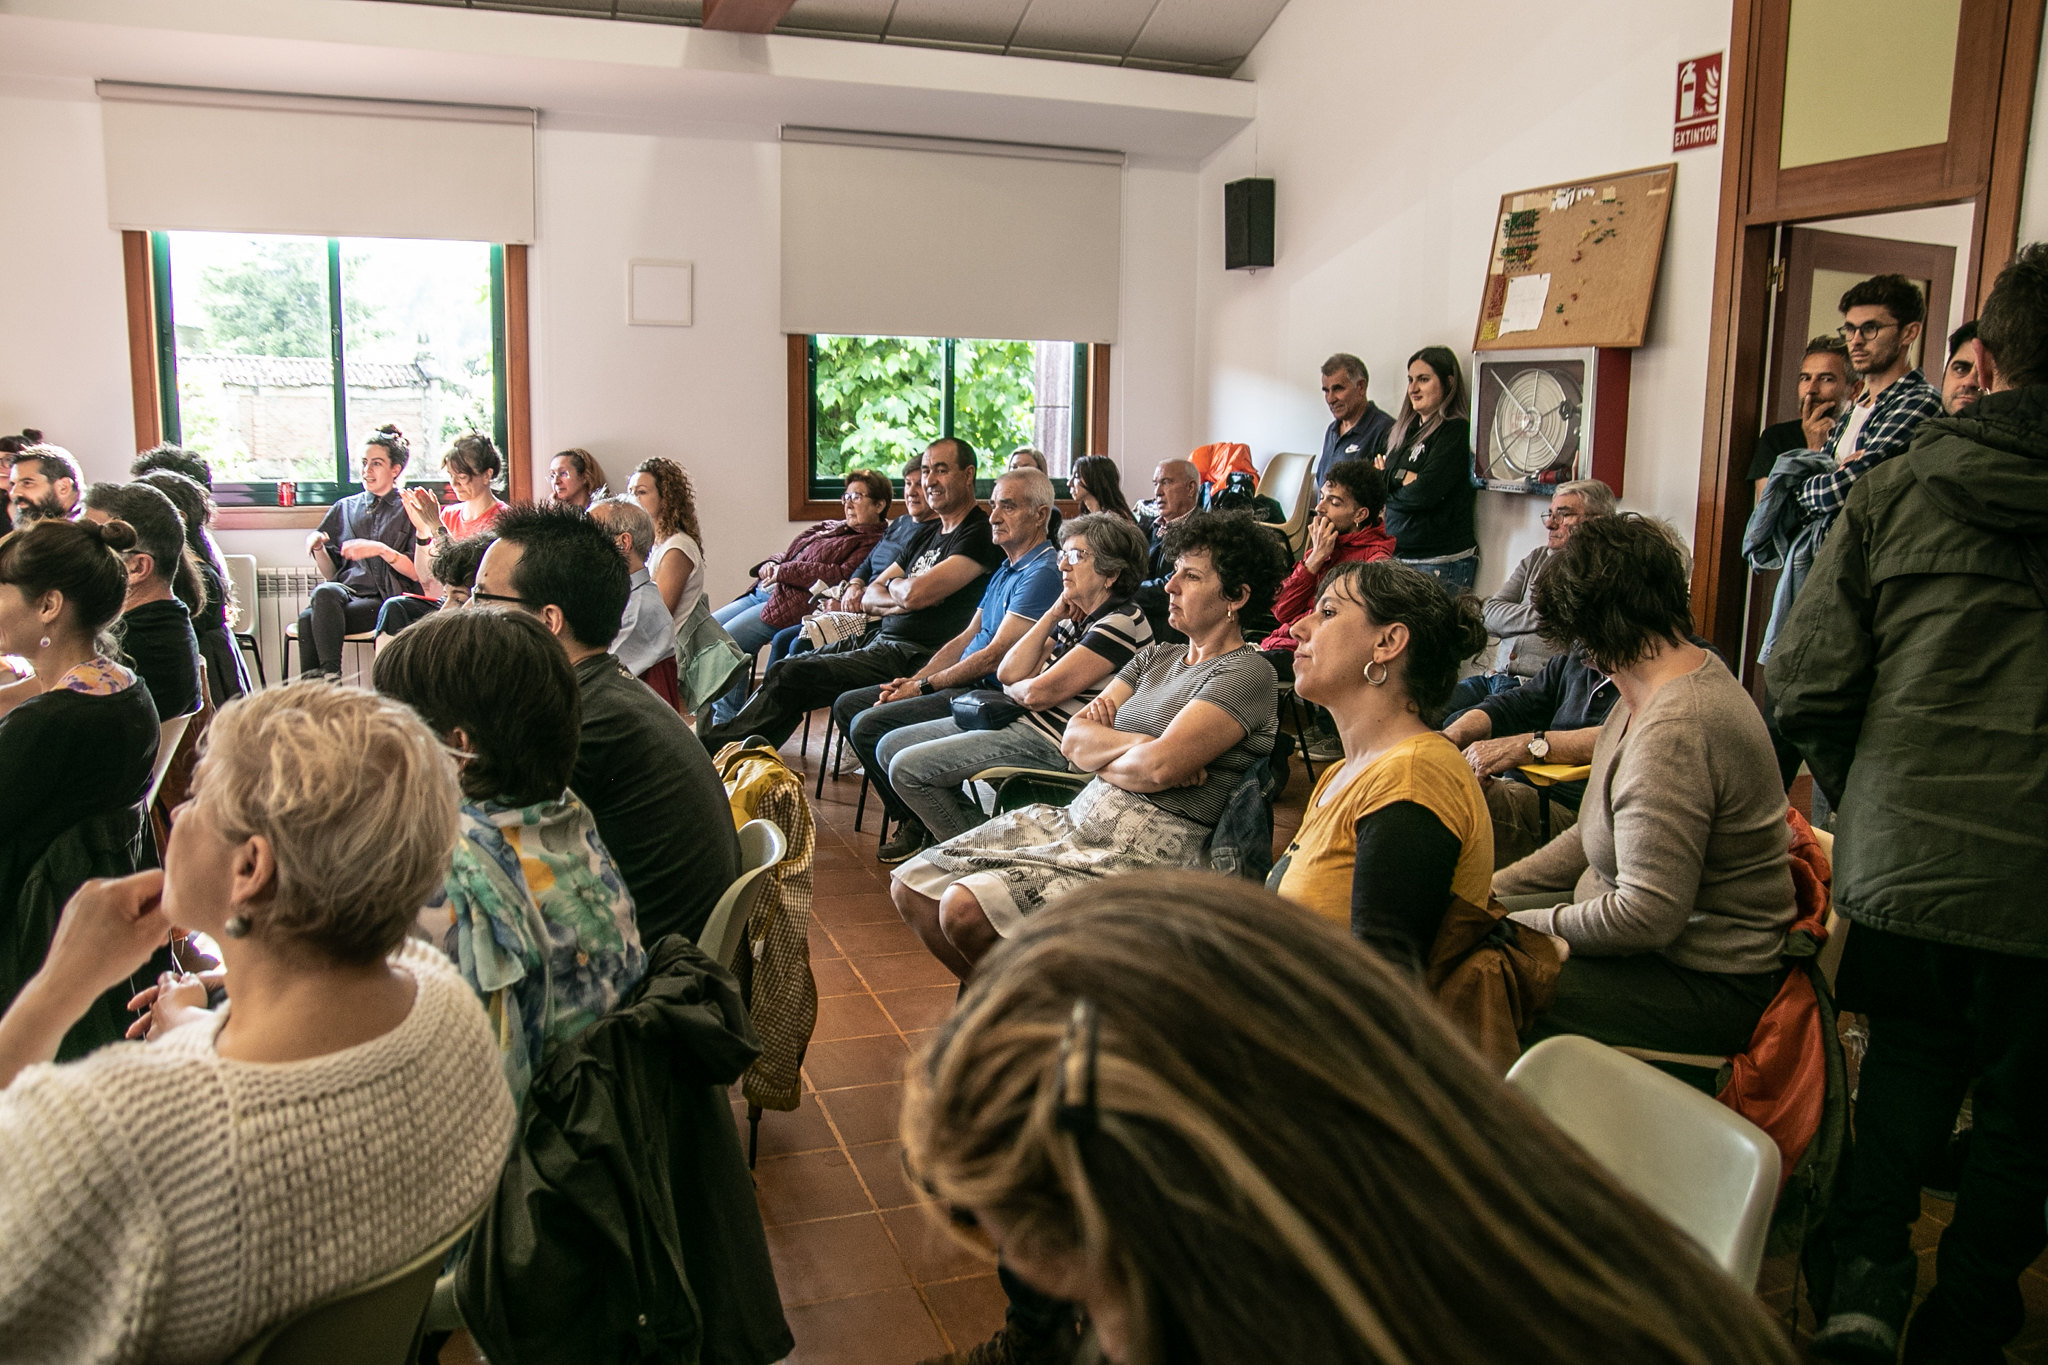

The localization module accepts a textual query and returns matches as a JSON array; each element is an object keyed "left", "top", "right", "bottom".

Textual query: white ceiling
[{"left": 377, "top": 0, "right": 1290, "bottom": 76}]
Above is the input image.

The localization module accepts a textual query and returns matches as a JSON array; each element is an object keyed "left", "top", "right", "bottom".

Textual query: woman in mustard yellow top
[{"left": 1274, "top": 561, "right": 1493, "bottom": 974}]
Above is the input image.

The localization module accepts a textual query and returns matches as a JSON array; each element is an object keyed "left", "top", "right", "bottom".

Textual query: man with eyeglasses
[{"left": 1792, "top": 274, "right": 1944, "bottom": 537}]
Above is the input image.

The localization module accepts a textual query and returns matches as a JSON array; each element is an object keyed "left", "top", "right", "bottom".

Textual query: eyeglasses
[
  {"left": 468, "top": 589, "right": 535, "bottom": 608},
  {"left": 1540, "top": 510, "right": 1583, "bottom": 527},
  {"left": 1056, "top": 547, "right": 1091, "bottom": 567},
  {"left": 842, "top": 490, "right": 871, "bottom": 503},
  {"left": 1838, "top": 320, "right": 1901, "bottom": 343}
]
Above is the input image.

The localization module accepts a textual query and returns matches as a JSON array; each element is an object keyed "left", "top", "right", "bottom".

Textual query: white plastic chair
[
  {"left": 143, "top": 713, "right": 191, "bottom": 811},
  {"left": 1258, "top": 450, "right": 1315, "bottom": 553},
  {"left": 1506, "top": 1034, "right": 1781, "bottom": 1287},
  {"left": 696, "top": 818, "right": 787, "bottom": 971}
]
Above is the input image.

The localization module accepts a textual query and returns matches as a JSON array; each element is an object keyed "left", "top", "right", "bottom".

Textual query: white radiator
[{"left": 254, "top": 567, "right": 322, "bottom": 683}]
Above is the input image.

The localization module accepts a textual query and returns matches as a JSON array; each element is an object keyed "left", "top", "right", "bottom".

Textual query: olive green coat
[{"left": 1770, "top": 385, "right": 2048, "bottom": 957}]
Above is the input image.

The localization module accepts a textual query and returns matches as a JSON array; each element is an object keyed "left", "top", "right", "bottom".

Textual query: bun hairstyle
[
  {"left": 0, "top": 517, "right": 138, "bottom": 646},
  {"left": 365, "top": 424, "right": 411, "bottom": 469},
  {"left": 1321, "top": 560, "right": 1488, "bottom": 723},
  {"left": 0, "top": 429, "right": 43, "bottom": 457}
]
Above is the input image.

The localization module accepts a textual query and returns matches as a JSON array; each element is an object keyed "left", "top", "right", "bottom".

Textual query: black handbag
[{"left": 951, "top": 688, "right": 1026, "bottom": 732}]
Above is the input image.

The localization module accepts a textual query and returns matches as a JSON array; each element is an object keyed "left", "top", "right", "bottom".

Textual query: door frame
[{"left": 1690, "top": 0, "right": 2045, "bottom": 661}]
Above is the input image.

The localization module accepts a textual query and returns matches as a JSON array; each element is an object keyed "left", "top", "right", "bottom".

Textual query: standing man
[
  {"left": 8, "top": 445, "right": 83, "bottom": 527},
  {"left": 698, "top": 438, "right": 1002, "bottom": 752},
  {"left": 299, "top": 429, "right": 420, "bottom": 679},
  {"left": 1941, "top": 320, "right": 1984, "bottom": 414},
  {"left": 840, "top": 468, "right": 1062, "bottom": 863},
  {"left": 1314, "top": 353, "right": 1395, "bottom": 488},
  {"left": 1748, "top": 336, "right": 1857, "bottom": 500},
  {"left": 1773, "top": 244, "right": 2048, "bottom": 1364},
  {"left": 1792, "top": 274, "right": 1944, "bottom": 539}
]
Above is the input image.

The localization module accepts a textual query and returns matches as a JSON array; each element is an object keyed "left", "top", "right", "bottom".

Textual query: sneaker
[
  {"left": 1303, "top": 730, "right": 1345, "bottom": 763},
  {"left": 1811, "top": 1254, "right": 1918, "bottom": 1364},
  {"left": 877, "top": 818, "right": 931, "bottom": 865},
  {"left": 915, "top": 1320, "right": 1077, "bottom": 1365}
]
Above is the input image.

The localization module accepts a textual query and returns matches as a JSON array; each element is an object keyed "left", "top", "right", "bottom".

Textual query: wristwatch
[
  {"left": 1527, "top": 732, "right": 1550, "bottom": 761},
  {"left": 918, "top": 678, "right": 935, "bottom": 697}
]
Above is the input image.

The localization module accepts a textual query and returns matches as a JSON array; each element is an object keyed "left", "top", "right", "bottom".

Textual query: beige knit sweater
[
  {"left": 0, "top": 940, "right": 515, "bottom": 1364},
  {"left": 1495, "top": 655, "right": 1795, "bottom": 975}
]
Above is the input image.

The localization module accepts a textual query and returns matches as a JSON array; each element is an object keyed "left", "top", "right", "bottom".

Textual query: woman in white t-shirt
[{"left": 628, "top": 457, "right": 705, "bottom": 629}]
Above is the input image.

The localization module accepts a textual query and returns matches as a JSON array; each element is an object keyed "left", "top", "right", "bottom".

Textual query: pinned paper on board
[{"left": 1498, "top": 273, "right": 1551, "bottom": 335}]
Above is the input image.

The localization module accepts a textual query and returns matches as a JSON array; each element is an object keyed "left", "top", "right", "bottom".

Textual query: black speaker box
[{"left": 1225, "top": 177, "right": 1275, "bottom": 271}]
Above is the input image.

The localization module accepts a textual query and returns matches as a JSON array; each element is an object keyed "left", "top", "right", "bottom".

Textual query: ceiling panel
[
  {"left": 778, "top": 0, "right": 894, "bottom": 36},
  {"left": 1009, "top": 0, "right": 1157, "bottom": 56},
  {"left": 1129, "top": 0, "right": 1287, "bottom": 65},
  {"left": 886, "top": 0, "right": 1030, "bottom": 47}
]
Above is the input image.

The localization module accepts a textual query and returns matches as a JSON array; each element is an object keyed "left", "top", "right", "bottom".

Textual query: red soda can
[{"left": 278, "top": 480, "right": 297, "bottom": 507}]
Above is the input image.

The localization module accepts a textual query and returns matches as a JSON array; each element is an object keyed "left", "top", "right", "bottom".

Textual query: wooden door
[{"left": 1765, "top": 228, "right": 1958, "bottom": 423}]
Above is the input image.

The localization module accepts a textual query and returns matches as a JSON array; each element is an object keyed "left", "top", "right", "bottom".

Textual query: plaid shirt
[{"left": 1793, "top": 368, "right": 1943, "bottom": 528}]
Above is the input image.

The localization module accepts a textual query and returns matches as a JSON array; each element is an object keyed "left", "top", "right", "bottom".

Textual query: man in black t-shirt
[
  {"left": 698, "top": 438, "right": 1004, "bottom": 752},
  {"left": 1746, "top": 335, "right": 1855, "bottom": 498},
  {"left": 82, "top": 481, "right": 203, "bottom": 719}
]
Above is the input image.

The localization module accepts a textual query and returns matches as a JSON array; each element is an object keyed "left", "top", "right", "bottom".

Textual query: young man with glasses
[{"left": 1793, "top": 274, "right": 1944, "bottom": 537}]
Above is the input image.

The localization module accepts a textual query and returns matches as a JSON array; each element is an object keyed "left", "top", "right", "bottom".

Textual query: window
[
  {"left": 805, "top": 335, "right": 1090, "bottom": 499},
  {"left": 151, "top": 231, "right": 506, "bottom": 504}
]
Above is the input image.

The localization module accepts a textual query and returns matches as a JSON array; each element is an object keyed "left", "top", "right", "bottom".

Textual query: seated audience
[
  {"left": 1273, "top": 561, "right": 1492, "bottom": 975},
  {"left": 1443, "top": 644, "right": 1613, "bottom": 866},
  {"left": 42, "top": 683, "right": 515, "bottom": 1360},
  {"left": 1377, "top": 346, "right": 1478, "bottom": 591},
  {"left": 133, "top": 467, "right": 248, "bottom": 703},
  {"left": 628, "top": 456, "right": 706, "bottom": 629},
  {"left": 872, "top": 513, "right": 1152, "bottom": 857},
  {"left": 835, "top": 469, "right": 1063, "bottom": 862},
  {"left": 0, "top": 518, "right": 160, "bottom": 940},
  {"left": 1495, "top": 516, "right": 1794, "bottom": 1064},
  {"left": 1068, "top": 454, "right": 1135, "bottom": 522},
  {"left": 891, "top": 510, "right": 1285, "bottom": 980},
  {"left": 424, "top": 533, "right": 490, "bottom": 609},
  {"left": 374, "top": 607, "right": 646, "bottom": 1106},
  {"left": 130, "top": 443, "right": 213, "bottom": 489},
  {"left": 82, "top": 481, "right": 204, "bottom": 719},
  {"left": 1447, "top": 478, "right": 1613, "bottom": 716},
  {"left": 1941, "top": 318, "right": 1984, "bottom": 414},
  {"left": 1132, "top": 458, "right": 1202, "bottom": 637},
  {"left": 548, "top": 446, "right": 606, "bottom": 511},
  {"left": 589, "top": 496, "right": 681, "bottom": 704},
  {"left": 1258, "top": 458, "right": 1392, "bottom": 681},
  {"left": 712, "top": 468, "right": 890, "bottom": 715},
  {"left": 1745, "top": 336, "right": 1855, "bottom": 499},
  {"left": 1005, "top": 447, "right": 1047, "bottom": 473},
  {"left": 299, "top": 425, "right": 421, "bottom": 679},
  {"left": 1314, "top": 351, "right": 1395, "bottom": 487},
  {"left": 404, "top": 432, "right": 510, "bottom": 543},
  {"left": 475, "top": 505, "right": 740, "bottom": 944},
  {"left": 700, "top": 439, "right": 1002, "bottom": 752},
  {"left": 9, "top": 445, "right": 82, "bottom": 527},
  {"left": 902, "top": 870, "right": 1802, "bottom": 1365}
]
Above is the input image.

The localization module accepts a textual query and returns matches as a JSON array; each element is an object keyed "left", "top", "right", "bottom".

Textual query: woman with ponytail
[{"left": 0, "top": 517, "right": 162, "bottom": 928}]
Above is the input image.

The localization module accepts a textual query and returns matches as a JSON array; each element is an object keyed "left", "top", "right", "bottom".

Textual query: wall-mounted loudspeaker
[{"left": 1225, "top": 178, "right": 1275, "bottom": 271}]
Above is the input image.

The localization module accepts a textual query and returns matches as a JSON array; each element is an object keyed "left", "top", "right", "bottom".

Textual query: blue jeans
[
  {"left": 1442, "top": 670, "right": 1522, "bottom": 727},
  {"left": 878, "top": 715, "right": 1070, "bottom": 841},
  {"left": 711, "top": 587, "right": 778, "bottom": 724},
  {"left": 1401, "top": 553, "right": 1480, "bottom": 595}
]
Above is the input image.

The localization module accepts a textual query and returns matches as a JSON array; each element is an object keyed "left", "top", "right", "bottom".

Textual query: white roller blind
[
  {"left": 98, "top": 83, "right": 535, "bottom": 244},
  {"left": 781, "top": 128, "right": 1121, "bottom": 344}
]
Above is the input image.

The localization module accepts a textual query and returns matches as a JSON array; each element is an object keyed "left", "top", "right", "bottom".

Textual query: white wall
[{"left": 1193, "top": 0, "right": 1734, "bottom": 595}]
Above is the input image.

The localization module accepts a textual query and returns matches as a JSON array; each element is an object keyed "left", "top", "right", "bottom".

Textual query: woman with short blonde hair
[
  {"left": 904, "top": 870, "right": 1798, "bottom": 1365},
  {"left": 0, "top": 683, "right": 515, "bottom": 1362}
]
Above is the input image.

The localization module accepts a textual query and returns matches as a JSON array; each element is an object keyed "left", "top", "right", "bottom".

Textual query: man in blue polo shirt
[
  {"left": 838, "top": 467, "right": 1062, "bottom": 863},
  {"left": 1314, "top": 352, "right": 1395, "bottom": 488}
]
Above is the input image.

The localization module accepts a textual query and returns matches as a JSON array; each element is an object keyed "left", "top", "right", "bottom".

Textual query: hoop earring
[
  {"left": 1364, "top": 661, "right": 1389, "bottom": 687},
  {"left": 223, "top": 916, "right": 251, "bottom": 939},
  {"left": 37, "top": 636, "right": 51, "bottom": 651}
]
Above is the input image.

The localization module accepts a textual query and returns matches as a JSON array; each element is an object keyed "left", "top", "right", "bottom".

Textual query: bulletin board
[{"left": 1473, "top": 163, "right": 1677, "bottom": 350}]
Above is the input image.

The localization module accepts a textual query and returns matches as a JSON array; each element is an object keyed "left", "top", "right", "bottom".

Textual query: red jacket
[
  {"left": 757, "top": 520, "right": 885, "bottom": 629},
  {"left": 1260, "top": 523, "right": 1396, "bottom": 651}
]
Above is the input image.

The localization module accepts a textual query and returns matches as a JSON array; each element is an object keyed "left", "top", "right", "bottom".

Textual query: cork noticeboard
[{"left": 1474, "top": 163, "right": 1677, "bottom": 351}]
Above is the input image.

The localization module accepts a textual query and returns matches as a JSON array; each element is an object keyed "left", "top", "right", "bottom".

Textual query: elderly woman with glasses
[
  {"left": 869, "top": 512, "right": 1156, "bottom": 850},
  {"left": 712, "top": 469, "right": 890, "bottom": 667}
]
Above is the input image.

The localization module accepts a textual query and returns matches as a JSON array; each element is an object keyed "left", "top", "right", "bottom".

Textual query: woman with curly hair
[
  {"left": 903, "top": 871, "right": 1801, "bottom": 1365},
  {"left": 891, "top": 510, "right": 1287, "bottom": 980},
  {"left": 627, "top": 457, "right": 704, "bottom": 628},
  {"left": 1495, "top": 514, "right": 1793, "bottom": 1067}
]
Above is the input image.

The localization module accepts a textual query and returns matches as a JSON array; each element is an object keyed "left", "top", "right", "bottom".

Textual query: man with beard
[{"left": 8, "top": 445, "right": 82, "bottom": 527}]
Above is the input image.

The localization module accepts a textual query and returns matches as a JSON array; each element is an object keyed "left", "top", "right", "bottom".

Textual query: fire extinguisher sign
[{"left": 1674, "top": 53, "right": 1724, "bottom": 151}]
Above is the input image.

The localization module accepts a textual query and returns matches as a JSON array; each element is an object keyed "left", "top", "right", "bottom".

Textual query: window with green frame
[
  {"left": 150, "top": 230, "right": 508, "bottom": 507},
  {"left": 805, "top": 335, "right": 1089, "bottom": 498}
]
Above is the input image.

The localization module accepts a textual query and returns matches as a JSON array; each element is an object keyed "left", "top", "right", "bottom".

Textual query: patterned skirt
[{"left": 891, "top": 779, "right": 1212, "bottom": 936}]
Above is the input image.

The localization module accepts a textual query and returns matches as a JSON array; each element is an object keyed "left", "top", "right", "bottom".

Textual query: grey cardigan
[{"left": 1495, "top": 655, "right": 1795, "bottom": 975}]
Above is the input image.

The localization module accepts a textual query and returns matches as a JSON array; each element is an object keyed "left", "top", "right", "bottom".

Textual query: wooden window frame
[
  {"left": 1689, "top": 0, "right": 2043, "bottom": 662},
  {"left": 122, "top": 231, "right": 533, "bottom": 529},
  {"left": 785, "top": 334, "right": 1113, "bottom": 521}
]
